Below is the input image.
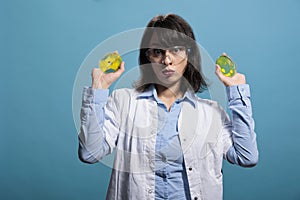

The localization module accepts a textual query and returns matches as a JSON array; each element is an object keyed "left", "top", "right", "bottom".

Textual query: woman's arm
[
  {"left": 222, "top": 84, "right": 258, "bottom": 167},
  {"left": 78, "top": 87, "right": 111, "bottom": 164},
  {"left": 215, "top": 55, "right": 258, "bottom": 167},
  {"left": 78, "top": 62, "right": 125, "bottom": 164}
]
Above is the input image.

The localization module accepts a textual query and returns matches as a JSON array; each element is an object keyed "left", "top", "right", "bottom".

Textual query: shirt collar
[
  {"left": 136, "top": 84, "right": 155, "bottom": 98},
  {"left": 137, "top": 84, "right": 197, "bottom": 108}
]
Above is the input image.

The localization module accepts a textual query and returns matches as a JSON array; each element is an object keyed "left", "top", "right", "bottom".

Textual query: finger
[
  {"left": 215, "top": 64, "right": 223, "bottom": 78},
  {"left": 92, "top": 67, "right": 98, "bottom": 73},
  {"left": 112, "top": 61, "right": 125, "bottom": 79},
  {"left": 215, "top": 64, "right": 227, "bottom": 82},
  {"left": 222, "top": 52, "right": 227, "bottom": 56},
  {"left": 92, "top": 68, "right": 101, "bottom": 76},
  {"left": 215, "top": 64, "right": 232, "bottom": 86},
  {"left": 114, "top": 61, "right": 125, "bottom": 77}
]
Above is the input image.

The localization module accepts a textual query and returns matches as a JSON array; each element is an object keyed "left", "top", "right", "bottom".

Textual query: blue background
[{"left": 1, "top": 0, "right": 300, "bottom": 199}]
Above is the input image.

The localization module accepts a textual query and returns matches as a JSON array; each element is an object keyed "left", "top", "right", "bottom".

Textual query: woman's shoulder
[
  {"left": 194, "top": 95, "right": 225, "bottom": 112},
  {"left": 110, "top": 88, "right": 140, "bottom": 99}
]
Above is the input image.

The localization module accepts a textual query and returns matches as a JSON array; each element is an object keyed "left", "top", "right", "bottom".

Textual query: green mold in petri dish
[
  {"left": 216, "top": 55, "right": 236, "bottom": 77},
  {"left": 99, "top": 52, "right": 122, "bottom": 73}
]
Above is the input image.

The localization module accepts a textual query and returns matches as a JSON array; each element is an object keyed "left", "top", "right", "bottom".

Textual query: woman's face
[{"left": 147, "top": 32, "right": 188, "bottom": 87}]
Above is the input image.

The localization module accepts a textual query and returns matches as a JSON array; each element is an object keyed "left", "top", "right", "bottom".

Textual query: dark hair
[{"left": 134, "top": 13, "right": 208, "bottom": 93}]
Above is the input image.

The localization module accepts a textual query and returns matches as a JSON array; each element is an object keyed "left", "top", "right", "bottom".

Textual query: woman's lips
[{"left": 162, "top": 69, "right": 175, "bottom": 76}]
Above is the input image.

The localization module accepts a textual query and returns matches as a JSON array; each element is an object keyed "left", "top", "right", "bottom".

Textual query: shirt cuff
[
  {"left": 82, "top": 86, "right": 109, "bottom": 104},
  {"left": 226, "top": 84, "right": 250, "bottom": 101}
]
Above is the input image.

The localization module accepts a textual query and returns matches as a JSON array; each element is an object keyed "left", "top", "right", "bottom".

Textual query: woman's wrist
[{"left": 92, "top": 82, "right": 103, "bottom": 89}]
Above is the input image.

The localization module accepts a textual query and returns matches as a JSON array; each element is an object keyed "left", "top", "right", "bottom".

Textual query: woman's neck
[{"left": 155, "top": 82, "right": 184, "bottom": 100}]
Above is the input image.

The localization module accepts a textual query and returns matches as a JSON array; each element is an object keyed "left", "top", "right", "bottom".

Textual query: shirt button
[
  {"left": 189, "top": 167, "right": 192, "bottom": 171},
  {"left": 194, "top": 197, "right": 198, "bottom": 200},
  {"left": 148, "top": 189, "right": 153, "bottom": 194}
]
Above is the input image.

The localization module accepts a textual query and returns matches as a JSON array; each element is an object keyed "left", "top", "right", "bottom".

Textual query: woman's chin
[{"left": 155, "top": 76, "right": 181, "bottom": 88}]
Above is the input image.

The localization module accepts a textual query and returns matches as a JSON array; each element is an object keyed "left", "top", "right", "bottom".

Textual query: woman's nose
[{"left": 162, "top": 51, "right": 172, "bottom": 65}]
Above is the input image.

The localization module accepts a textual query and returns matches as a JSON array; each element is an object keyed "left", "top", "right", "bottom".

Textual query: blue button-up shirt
[{"left": 138, "top": 85, "right": 194, "bottom": 199}]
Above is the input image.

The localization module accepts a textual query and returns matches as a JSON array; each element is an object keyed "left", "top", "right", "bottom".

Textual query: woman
[{"left": 78, "top": 14, "right": 258, "bottom": 200}]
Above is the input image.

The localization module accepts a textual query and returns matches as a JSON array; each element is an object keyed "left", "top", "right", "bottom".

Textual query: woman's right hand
[{"left": 91, "top": 61, "right": 125, "bottom": 89}]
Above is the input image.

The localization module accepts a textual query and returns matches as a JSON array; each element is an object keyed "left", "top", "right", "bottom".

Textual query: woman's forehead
[
  {"left": 148, "top": 32, "right": 161, "bottom": 47},
  {"left": 147, "top": 31, "right": 184, "bottom": 48}
]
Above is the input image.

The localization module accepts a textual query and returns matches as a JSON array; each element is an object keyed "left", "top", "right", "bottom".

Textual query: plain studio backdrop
[{"left": 1, "top": 0, "right": 299, "bottom": 199}]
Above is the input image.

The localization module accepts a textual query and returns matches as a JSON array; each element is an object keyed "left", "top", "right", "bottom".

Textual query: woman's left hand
[{"left": 215, "top": 53, "right": 246, "bottom": 87}]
